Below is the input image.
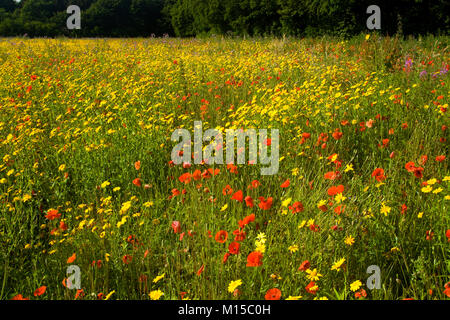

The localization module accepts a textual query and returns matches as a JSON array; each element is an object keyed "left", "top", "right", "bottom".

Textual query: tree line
[{"left": 0, "top": 0, "right": 448, "bottom": 37}]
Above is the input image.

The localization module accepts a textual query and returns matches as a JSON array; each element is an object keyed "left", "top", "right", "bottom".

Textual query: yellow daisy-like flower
[
  {"left": 149, "top": 290, "right": 164, "bottom": 300},
  {"left": 380, "top": 203, "right": 391, "bottom": 216},
  {"left": 100, "top": 181, "right": 110, "bottom": 188},
  {"left": 228, "top": 279, "right": 242, "bottom": 293},
  {"left": 350, "top": 280, "right": 362, "bottom": 292},
  {"left": 288, "top": 245, "right": 298, "bottom": 253},
  {"left": 421, "top": 185, "right": 432, "bottom": 193},
  {"left": 153, "top": 273, "right": 165, "bottom": 283},
  {"left": 331, "top": 257, "right": 346, "bottom": 271},
  {"left": 335, "top": 193, "right": 346, "bottom": 203},
  {"left": 286, "top": 295, "right": 302, "bottom": 300},
  {"left": 344, "top": 235, "right": 355, "bottom": 246},
  {"left": 58, "top": 164, "right": 66, "bottom": 171},
  {"left": 305, "top": 268, "right": 323, "bottom": 281}
]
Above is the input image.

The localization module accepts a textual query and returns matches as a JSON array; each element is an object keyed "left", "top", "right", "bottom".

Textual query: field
[{"left": 0, "top": 35, "right": 449, "bottom": 300}]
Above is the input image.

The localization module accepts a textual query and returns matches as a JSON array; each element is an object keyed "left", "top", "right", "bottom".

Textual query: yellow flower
[
  {"left": 153, "top": 273, "right": 165, "bottom": 283},
  {"left": 105, "top": 290, "right": 115, "bottom": 300},
  {"left": 344, "top": 164, "right": 353, "bottom": 172},
  {"left": 334, "top": 193, "right": 346, "bottom": 203},
  {"left": 350, "top": 280, "right": 362, "bottom": 292},
  {"left": 426, "top": 178, "right": 437, "bottom": 185},
  {"left": 331, "top": 257, "right": 346, "bottom": 271},
  {"left": 113, "top": 187, "right": 121, "bottom": 192},
  {"left": 421, "top": 185, "right": 432, "bottom": 193},
  {"left": 417, "top": 212, "right": 424, "bottom": 218},
  {"left": 344, "top": 235, "right": 355, "bottom": 246},
  {"left": 228, "top": 279, "right": 243, "bottom": 293},
  {"left": 365, "top": 34, "right": 370, "bottom": 40},
  {"left": 149, "top": 290, "right": 164, "bottom": 300},
  {"left": 298, "top": 220, "right": 306, "bottom": 229},
  {"left": 58, "top": 164, "right": 66, "bottom": 171},
  {"left": 291, "top": 168, "right": 299, "bottom": 176},
  {"left": 288, "top": 245, "right": 298, "bottom": 253},
  {"left": 306, "top": 268, "right": 323, "bottom": 281},
  {"left": 286, "top": 295, "right": 302, "bottom": 300},
  {"left": 220, "top": 204, "right": 228, "bottom": 211},
  {"left": 100, "top": 181, "right": 110, "bottom": 188},
  {"left": 432, "top": 188, "right": 443, "bottom": 194},
  {"left": 282, "top": 197, "right": 292, "bottom": 207},
  {"left": 380, "top": 203, "right": 391, "bottom": 216}
]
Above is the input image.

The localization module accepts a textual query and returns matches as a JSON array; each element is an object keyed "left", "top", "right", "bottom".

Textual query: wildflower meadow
[{"left": 0, "top": 35, "right": 449, "bottom": 300}]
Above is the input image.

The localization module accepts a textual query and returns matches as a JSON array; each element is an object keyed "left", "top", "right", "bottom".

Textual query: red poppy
[
  {"left": 196, "top": 264, "right": 205, "bottom": 276},
  {"left": 371, "top": 168, "right": 386, "bottom": 182},
  {"left": 327, "top": 185, "right": 344, "bottom": 196},
  {"left": 11, "top": 294, "right": 29, "bottom": 300},
  {"left": 280, "top": 179, "right": 290, "bottom": 188},
  {"left": 405, "top": 161, "right": 416, "bottom": 172},
  {"left": 258, "top": 197, "right": 273, "bottom": 210},
  {"left": 222, "top": 252, "right": 231, "bottom": 263},
  {"left": 215, "top": 230, "right": 228, "bottom": 243},
  {"left": 289, "top": 201, "right": 304, "bottom": 214},
  {"left": 67, "top": 253, "right": 76, "bottom": 264},
  {"left": 222, "top": 184, "right": 233, "bottom": 195},
  {"left": 246, "top": 251, "right": 263, "bottom": 267},
  {"left": 178, "top": 172, "right": 192, "bottom": 184},
  {"left": 265, "top": 288, "right": 281, "bottom": 300},
  {"left": 324, "top": 171, "right": 340, "bottom": 180},
  {"left": 298, "top": 260, "right": 310, "bottom": 271},
  {"left": 238, "top": 213, "right": 255, "bottom": 228},
  {"left": 332, "top": 129, "right": 343, "bottom": 140},
  {"left": 244, "top": 195, "right": 254, "bottom": 208},
  {"left": 446, "top": 229, "right": 450, "bottom": 242},
  {"left": 233, "top": 229, "right": 246, "bottom": 241},
  {"left": 401, "top": 204, "right": 407, "bottom": 215},
  {"left": 192, "top": 169, "right": 202, "bottom": 181},
  {"left": 355, "top": 289, "right": 367, "bottom": 299},
  {"left": 33, "top": 285, "right": 47, "bottom": 297},
  {"left": 172, "top": 221, "right": 181, "bottom": 233},
  {"left": 228, "top": 242, "right": 240, "bottom": 254},
  {"left": 45, "top": 209, "right": 61, "bottom": 220},
  {"left": 132, "top": 178, "right": 142, "bottom": 187},
  {"left": 122, "top": 254, "right": 132, "bottom": 264},
  {"left": 413, "top": 166, "right": 424, "bottom": 178},
  {"left": 231, "top": 190, "right": 244, "bottom": 202},
  {"left": 435, "top": 155, "right": 445, "bottom": 162}
]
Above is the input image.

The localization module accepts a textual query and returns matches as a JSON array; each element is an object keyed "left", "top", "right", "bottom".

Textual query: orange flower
[
  {"left": 196, "top": 264, "right": 205, "bottom": 276},
  {"left": 371, "top": 168, "right": 386, "bottom": 182},
  {"left": 244, "top": 196, "right": 254, "bottom": 208},
  {"left": 405, "top": 161, "right": 416, "bottom": 172},
  {"left": 228, "top": 241, "right": 240, "bottom": 255},
  {"left": 11, "top": 294, "right": 29, "bottom": 300},
  {"left": 134, "top": 160, "right": 141, "bottom": 170},
  {"left": 288, "top": 201, "right": 304, "bottom": 214},
  {"left": 132, "top": 178, "right": 142, "bottom": 187},
  {"left": 238, "top": 213, "right": 255, "bottom": 228},
  {"left": 355, "top": 288, "right": 367, "bottom": 299},
  {"left": 215, "top": 230, "right": 228, "bottom": 243},
  {"left": 122, "top": 254, "right": 132, "bottom": 264},
  {"left": 33, "top": 285, "right": 47, "bottom": 297},
  {"left": 258, "top": 197, "right": 273, "bottom": 210},
  {"left": 298, "top": 260, "right": 310, "bottom": 271},
  {"left": 324, "top": 171, "right": 340, "bottom": 180},
  {"left": 75, "top": 289, "right": 84, "bottom": 299},
  {"left": 280, "top": 179, "right": 290, "bottom": 188},
  {"left": 246, "top": 251, "right": 263, "bottom": 267},
  {"left": 45, "top": 209, "right": 61, "bottom": 220},
  {"left": 446, "top": 229, "right": 450, "bottom": 242},
  {"left": 435, "top": 155, "right": 445, "bottom": 162},
  {"left": 178, "top": 172, "right": 192, "bottom": 184},
  {"left": 305, "top": 281, "right": 318, "bottom": 295},
  {"left": 171, "top": 221, "right": 181, "bottom": 233},
  {"left": 231, "top": 190, "right": 243, "bottom": 202},
  {"left": 327, "top": 185, "right": 344, "bottom": 196},
  {"left": 192, "top": 169, "right": 202, "bottom": 181},
  {"left": 67, "top": 253, "right": 76, "bottom": 264},
  {"left": 265, "top": 288, "right": 281, "bottom": 300}
]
